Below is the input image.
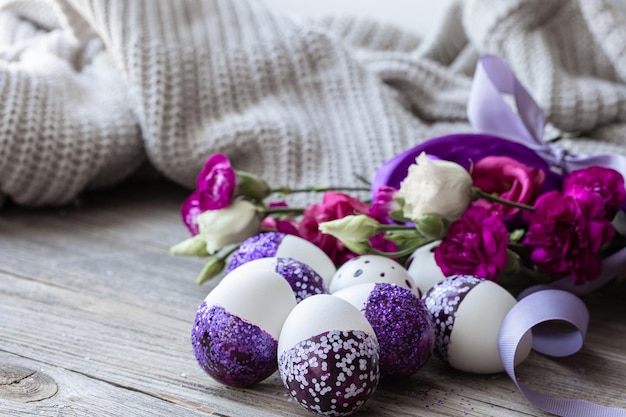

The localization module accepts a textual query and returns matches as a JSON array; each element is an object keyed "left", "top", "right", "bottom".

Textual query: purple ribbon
[
  {"left": 499, "top": 290, "right": 626, "bottom": 417},
  {"left": 471, "top": 55, "right": 626, "bottom": 416},
  {"left": 469, "top": 54, "right": 626, "bottom": 294}
]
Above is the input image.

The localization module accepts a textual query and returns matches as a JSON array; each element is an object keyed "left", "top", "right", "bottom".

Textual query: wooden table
[{"left": 1, "top": 180, "right": 625, "bottom": 417}]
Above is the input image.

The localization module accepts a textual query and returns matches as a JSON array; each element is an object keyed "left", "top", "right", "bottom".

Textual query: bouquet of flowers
[{"left": 170, "top": 55, "right": 626, "bottom": 417}]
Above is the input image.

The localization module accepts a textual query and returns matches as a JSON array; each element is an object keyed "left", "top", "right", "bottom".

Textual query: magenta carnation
[
  {"left": 563, "top": 166, "right": 626, "bottom": 220},
  {"left": 434, "top": 206, "right": 509, "bottom": 281},
  {"left": 181, "top": 154, "right": 237, "bottom": 235},
  {"left": 523, "top": 190, "right": 615, "bottom": 284},
  {"left": 472, "top": 155, "right": 545, "bottom": 218},
  {"left": 195, "top": 153, "right": 237, "bottom": 210}
]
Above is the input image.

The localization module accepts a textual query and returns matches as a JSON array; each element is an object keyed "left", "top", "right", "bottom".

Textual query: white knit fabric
[{"left": 1, "top": 0, "right": 625, "bottom": 206}]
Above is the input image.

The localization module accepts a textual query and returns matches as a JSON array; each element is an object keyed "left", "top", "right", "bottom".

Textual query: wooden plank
[{"left": 1, "top": 181, "right": 625, "bottom": 416}]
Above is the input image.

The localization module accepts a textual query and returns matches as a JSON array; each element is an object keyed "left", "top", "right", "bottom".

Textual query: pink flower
[
  {"left": 471, "top": 156, "right": 545, "bottom": 218},
  {"left": 181, "top": 154, "right": 237, "bottom": 235},
  {"left": 368, "top": 186, "right": 400, "bottom": 223},
  {"left": 523, "top": 191, "right": 615, "bottom": 284},
  {"left": 562, "top": 166, "right": 626, "bottom": 220},
  {"left": 261, "top": 202, "right": 301, "bottom": 236},
  {"left": 300, "top": 192, "right": 395, "bottom": 265},
  {"left": 434, "top": 206, "right": 509, "bottom": 281}
]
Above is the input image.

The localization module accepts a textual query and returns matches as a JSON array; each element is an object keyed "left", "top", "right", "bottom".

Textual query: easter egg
[
  {"left": 329, "top": 255, "right": 418, "bottom": 297},
  {"left": 423, "top": 275, "right": 532, "bottom": 374},
  {"left": 334, "top": 283, "right": 436, "bottom": 379},
  {"left": 227, "top": 232, "right": 336, "bottom": 287},
  {"left": 405, "top": 240, "right": 446, "bottom": 297},
  {"left": 191, "top": 261, "right": 297, "bottom": 387},
  {"left": 232, "top": 257, "right": 325, "bottom": 302},
  {"left": 278, "top": 294, "right": 380, "bottom": 416}
]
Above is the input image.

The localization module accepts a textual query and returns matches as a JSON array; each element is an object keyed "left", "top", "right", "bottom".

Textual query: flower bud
[
  {"left": 196, "top": 256, "right": 227, "bottom": 285},
  {"left": 170, "top": 234, "right": 210, "bottom": 257},
  {"left": 414, "top": 213, "right": 448, "bottom": 240},
  {"left": 398, "top": 152, "right": 473, "bottom": 222},
  {"left": 318, "top": 215, "right": 381, "bottom": 243},
  {"left": 197, "top": 198, "right": 262, "bottom": 254},
  {"left": 235, "top": 170, "right": 272, "bottom": 202}
]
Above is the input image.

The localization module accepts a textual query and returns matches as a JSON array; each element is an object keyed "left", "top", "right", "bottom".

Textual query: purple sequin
[
  {"left": 423, "top": 275, "right": 483, "bottom": 364},
  {"left": 275, "top": 258, "right": 326, "bottom": 302},
  {"left": 363, "top": 283, "right": 436, "bottom": 379},
  {"left": 279, "top": 330, "right": 379, "bottom": 417},
  {"left": 227, "top": 232, "right": 286, "bottom": 272},
  {"left": 191, "top": 302, "right": 278, "bottom": 387}
]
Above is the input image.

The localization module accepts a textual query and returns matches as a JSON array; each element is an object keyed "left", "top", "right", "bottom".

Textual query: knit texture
[{"left": 1, "top": 0, "right": 625, "bottom": 206}]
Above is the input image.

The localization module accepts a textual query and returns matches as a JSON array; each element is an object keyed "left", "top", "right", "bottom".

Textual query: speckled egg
[
  {"left": 227, "top": 232, "right": 336, "bottom": 288},
  {"left": 423, "top": 275, "right": 533, "bottom": 374},
  {"left": 278, "top": 294, "right": 380, "bottom": 416},
  {"left": 191, "top": 261, "right": 297, "bottom": 387},
  {"left": 329, "top": 255, "right": 418, "bottom": 297},
  {"left": 334, "top": 283, "right": 436, "bottom": 379},
  {"left": 405, "top": 240, "right": 446, "bottom": 298}
]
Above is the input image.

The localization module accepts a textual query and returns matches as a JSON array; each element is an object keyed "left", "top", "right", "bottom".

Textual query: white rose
[
  {"left": 197, "top": 198, "right": 262, "bottom": 254},
  {"left": 397, "top": 152, "right": 473, "bottom": 222}
]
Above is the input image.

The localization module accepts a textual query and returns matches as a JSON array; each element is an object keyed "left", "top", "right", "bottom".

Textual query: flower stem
[
  {"left": 366, "top": 241, "right": 428, "bottom": 259},
  {"left": 271, "top": 186, "right": 371, "bottom": 195},
  {"left": 262, "top": 206, "right": 306, "bottom": 216},
  {"left": 472, "top": 187, "right": 534, "bottom": 212}
]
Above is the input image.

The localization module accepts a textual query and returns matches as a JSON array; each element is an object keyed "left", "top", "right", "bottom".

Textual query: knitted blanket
[{"left": 1, "top": 0, "right": 625, "bottom": 206}]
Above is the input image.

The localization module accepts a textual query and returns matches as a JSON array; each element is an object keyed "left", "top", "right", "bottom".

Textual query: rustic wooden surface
[{"left": 1, "top": 180, "right": 625, "bottom": 417}]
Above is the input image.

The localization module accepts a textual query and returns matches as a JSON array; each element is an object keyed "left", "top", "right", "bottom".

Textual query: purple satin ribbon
[
  {"left": 499, "top": 290, "right": 626, "bottom": 417},
  {"left": 471, "top": 55, "right": 626, "bottom": 416}
]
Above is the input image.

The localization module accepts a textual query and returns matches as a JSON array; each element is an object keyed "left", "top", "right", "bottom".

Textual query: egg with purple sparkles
[
  {"left": 278, "top": 294, "right": 380, "bottom": 416},
  {"left": 227, "top": 232, "right": 336, "bottom": 288},
  {"left": 329, "top": 255, "right": 418, "bottom": 297},
  {"left": 423, "top": 274, "right": 532, "bottom": 374},
  {"left": 191, "top": 261, "right": 297, "bottom": 387},
  {"left": 233, "top": 257, "right": 325, "bottom": 302},
  {"left": 334, "top": 283, "right": 435, "bottom": 379}
]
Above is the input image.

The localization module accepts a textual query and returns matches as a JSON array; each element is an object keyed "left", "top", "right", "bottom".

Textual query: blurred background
[{"left": 264, "top": 0, "right": 455, "bottom": 37}]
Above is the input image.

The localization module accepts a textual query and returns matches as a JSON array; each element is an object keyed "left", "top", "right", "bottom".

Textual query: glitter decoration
[
  {"left": 423, "top": 275, "right": 483, "bottom": 363},
  {"left": 279, "top": 330, "right": 380, "bottom": 417},
  {"left": 275, "top": 257, "right": 326, "bottom": 302},
  {"left": 363, "top": 283, "right": 436, "bottom": 379},
  {"left": 227, "top": 232, "right": 286, "bottom": 272},
  {"left": 191, "top": 302, "right": 278, "bottom": 387}
]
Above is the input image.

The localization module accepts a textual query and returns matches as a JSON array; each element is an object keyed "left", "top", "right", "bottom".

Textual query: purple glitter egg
[
  {"left": 279, "top": 330, "right": 379, "bottom": 417},
  {"left": 278, "top": 294, "right": 380, "bottom": 416},
  {"left": 227, "top": 232, "right": 337, "bottom": 287},
  {"left": 423, "top": 275, "right": 484, "bottom": 364},
  {"left": 334, "top": 283, "right": 436, "bottom": 379},
  {"left": 423, "top": 275, "right": 531, "bottom": 374},
  {"left": 191, "top": 303, "right": 278, "bottom": 387},
  {"left": 275, "top": 257, "right": 326, "bottom": 302},
  {"left": 363, "top": 283, "right": 435, "bottom": 379}
]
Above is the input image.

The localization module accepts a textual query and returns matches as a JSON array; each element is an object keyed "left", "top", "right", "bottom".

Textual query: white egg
[
  {"left": 191, "top": 261, "right": 297, "bottom": 387},
  {"left": 334, "top": 283, "right": 436, "bottom": 379},
  {"left": 406, "top": 240, "right": 446, "bottom": 297},
  {"left": 278, "top": 294, "right": 380, "bottom": 416},
  {"left": 329, "top": 255, "right": 418, "bottom": 296},
  {"left": 227, "top": 232, "right": 336, "bottom": 287},
  {"left": 424, "top": 275, "right": 532, "bottom": 374}
]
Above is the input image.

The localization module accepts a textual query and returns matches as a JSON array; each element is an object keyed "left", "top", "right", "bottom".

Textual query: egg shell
[
  {"left": 406, "top": 240, "right": 446, "bottom": 297},
  {"left": 334, "top": 283, "right": 436, "bottom": 379},
  {"left": 191, "top": 262, "right": 297, "bottom": 387},
  {"left": 424, "top": 275, "right": 532, "bottom": 374},
  {"left": 329, "top": 255, "right": 418, "bottom": 297},
  {"left": 278, "top": 294, "right": 380, "bottom": 416},
  {"left": 227, "top": 232, "right": 336, "bottom": 287},
  {"left": 228, "top": 256, "right": 325, "bottom": 303}
]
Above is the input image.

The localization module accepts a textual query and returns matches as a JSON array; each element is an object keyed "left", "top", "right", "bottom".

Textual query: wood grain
[{"left": 1, "top": 180, "right": 625, "bottom": 417}]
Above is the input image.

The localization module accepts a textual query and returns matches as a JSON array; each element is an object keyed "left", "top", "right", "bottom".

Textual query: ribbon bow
[{"left": 470, "top": 55, "right": 626, "bottom": 417}]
